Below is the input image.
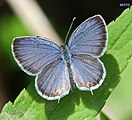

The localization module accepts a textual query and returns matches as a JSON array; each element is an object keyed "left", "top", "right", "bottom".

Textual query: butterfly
[{"left": 12, "top": 15, "right": 108, "bottom": 100}]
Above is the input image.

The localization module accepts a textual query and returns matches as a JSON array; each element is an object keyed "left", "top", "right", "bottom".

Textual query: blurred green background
[{"left": 0, "top": 0, "right": 131, "bottom": 119}]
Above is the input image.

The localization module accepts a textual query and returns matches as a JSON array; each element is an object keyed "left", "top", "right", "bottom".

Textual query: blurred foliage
[{"left": 0, "top": 15, "right": 32, "bottom": 101}]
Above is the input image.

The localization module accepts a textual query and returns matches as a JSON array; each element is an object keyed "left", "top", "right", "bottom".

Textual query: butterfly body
[
  {"left": 60, "top": 44, "right": 75, "bottom": 91},
  {"left": 12, "top": 15, "right": 108, "bottom": 100}
]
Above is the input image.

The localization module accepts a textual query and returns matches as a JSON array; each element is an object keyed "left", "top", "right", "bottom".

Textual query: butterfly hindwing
[
  {"left": 71, "top": 54, "right": 106, "bottom": 91},
  {"left": 35, "top": 59, "right": 70, "bottom": 100}
]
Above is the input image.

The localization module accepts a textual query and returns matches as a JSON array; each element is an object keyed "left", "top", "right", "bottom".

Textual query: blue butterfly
[{"left": 12, "top": 15, "right": 108, "bottom": 100}]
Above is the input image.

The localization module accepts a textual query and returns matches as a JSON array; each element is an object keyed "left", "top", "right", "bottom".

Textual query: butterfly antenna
[{"left": 64, "top": 17, "right": 76, "bottom": 44}]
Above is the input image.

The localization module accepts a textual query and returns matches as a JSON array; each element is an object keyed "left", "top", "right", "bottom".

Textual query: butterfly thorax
[{"left": 60, "top": 45, "right": 72, "bottom": 64}]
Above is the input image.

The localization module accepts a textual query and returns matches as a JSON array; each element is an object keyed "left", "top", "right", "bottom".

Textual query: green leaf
[
  {"left": 0, "top": 7, "right": 132, "bottom": 120},
  {"left": 100, "top": 112, "right": 110, "bottom": 120},
  {"left": 107, "top": 7, "right": 132, "bottom": 72}
]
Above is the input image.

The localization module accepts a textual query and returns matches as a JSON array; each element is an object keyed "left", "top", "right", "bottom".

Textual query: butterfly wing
[
  {"left": 68, "top": 15, "right": 108, "bottom": 57},
  {"left": 71, "top": 54, "right": 106, "bottom": 91},
  {"left": 12, "top": 36, "right": 61, "bottom": 75},
  {"left": 35, "top": 59, "right": 70, "bottom": 100}
]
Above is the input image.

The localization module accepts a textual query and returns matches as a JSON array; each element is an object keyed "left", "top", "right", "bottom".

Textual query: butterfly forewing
[
  {"left": 12, "top": 36, "right": 61, "bottom": 75},
  {"left": 35, "top": 60, "right": 70, "bottom": 100},
  {"left": 68, "top": 15, "right": 107, "bottom": 57}
]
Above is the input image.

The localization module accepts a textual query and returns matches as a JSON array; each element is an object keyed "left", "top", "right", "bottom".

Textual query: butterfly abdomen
[{"left": 67, "top": 63, "right": 76, "bottom": 91}]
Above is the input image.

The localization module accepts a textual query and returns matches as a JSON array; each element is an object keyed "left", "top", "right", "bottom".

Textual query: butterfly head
[{"left": 60, "top": 45, "right": 72, "bottom": 64}]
